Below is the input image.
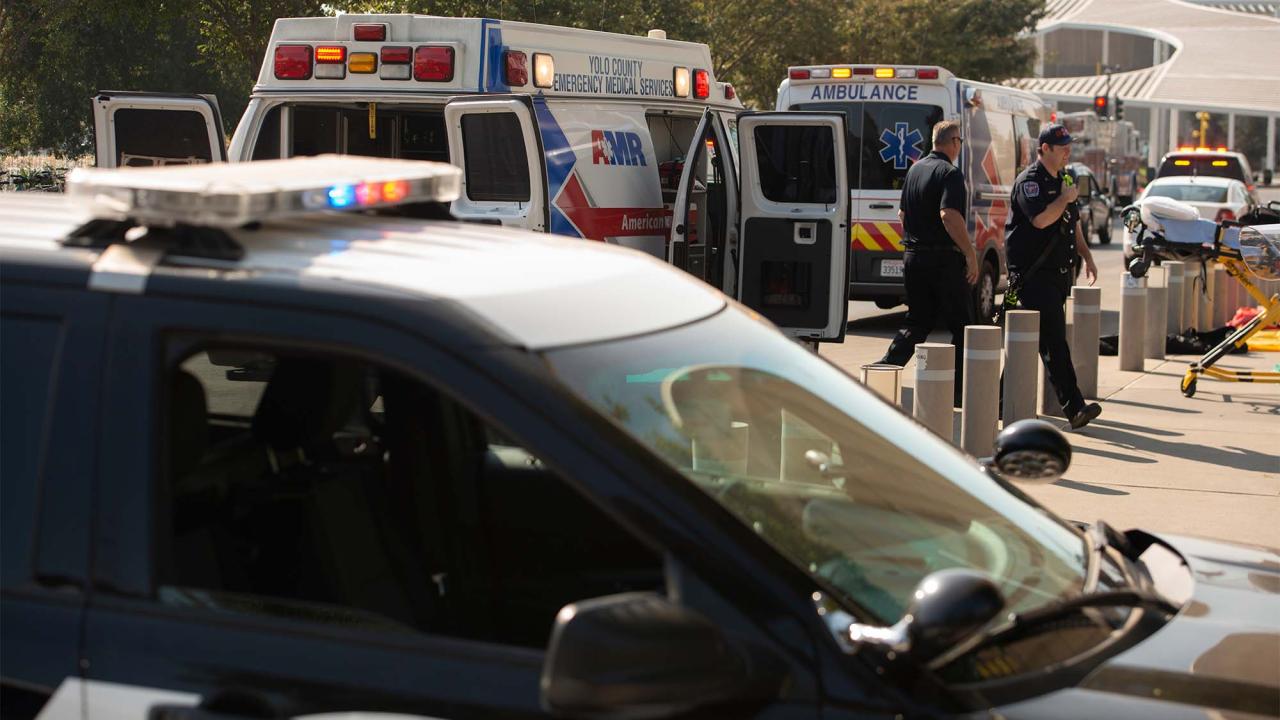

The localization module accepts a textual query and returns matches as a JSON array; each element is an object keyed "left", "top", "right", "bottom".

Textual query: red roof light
[
  {"left": 693, "top": 69, "right": 710, "bottom": 99},
  {"left": 917, "top": 68, "right": 939, "bottom": 79},
  {"left": 414, "top": 46, "right": 454, "bottom": 81},
  {"left": 273, "top": 45, "right": 312, "bottom": 80},
  {"left": 381, "top": 46, "right": 411, "bottom": 64},
  {"left": 789, "top": 69, "right": 810, "bottom": 80},
  {"left": 353, "top": 24, "right": 386, "bottom": 41},
  {"left": 505, "top": 50, "right": 528, "bottom": 86}
]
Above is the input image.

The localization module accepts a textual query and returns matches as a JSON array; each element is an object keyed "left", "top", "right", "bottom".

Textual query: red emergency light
[
  {"left": 505, "top": 50, "right": 528, "bottom": 86},
  {"left": 693, "top": 69, "right": 710, "bottom": 99},
  {"left": 723, "top": 83, "right": 736, "bottom": 100},
  {"left": 916, "top": 68, "right": 939, "bottom": 79},
  {"left": 789, "top": 69, "right": 810, "bottom": 80},
  {"left": 414, "top": 46, "right": 454, "bottom": 82},
  {"left": 273, "top": 45, "right": 313, "bottom": 80},
  {"left": 381, "top": 46, "right": 411, "bottom": 64},
  {"left": 352, "top": 24, "right": 387, "bottom": 42}
]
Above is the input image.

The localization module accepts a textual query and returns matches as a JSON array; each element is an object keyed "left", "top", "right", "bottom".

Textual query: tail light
[
  {"left": 1215, "top": 208, "right": 1236, "bottom": 222},
  {"left": 381, "top": 46, "right": 412, "bottom": 80},
  {"left": 273, "top": 45, "right": 312, "bottom": 80},
  {"left": 414, "top": 46, "right": 454, "bottom": 81},
  {"left": 693, "top": 69, "right": 710, "bottom": 99},
  {"left": 504, "top": 50, "right": 528, "bottom": 86},
  {"left": 789, "top": 68, "right": 810, "bottom": 80},
  {"left": 352, "top": 24, "right": 387, "bottom": 41},
  {"left": 314, "top": 46, "right": 346, "bottom": 80}
]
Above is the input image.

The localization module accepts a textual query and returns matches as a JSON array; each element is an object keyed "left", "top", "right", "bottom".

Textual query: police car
[
  {"left": 91, "top": 13, "right": 850, "bottom": 344},
  {"left": 3, "top": 159, "right": 1278, "bottom": 719},
  {"left": 775, "top": 65, "right": 1050, "bottom": 321}
]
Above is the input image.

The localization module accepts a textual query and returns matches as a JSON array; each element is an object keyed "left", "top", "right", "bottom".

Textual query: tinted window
[
  {"left": 1145, "top": 183, "right": 1230, "bottom": 203},
  {"left": 1, "top": 315, "right": 61, "bottom": 586},
  {"left": 1157, "top": 156, "right": 1247, "bottom": 183},
  {"left": 251, "top": 106, "right": 281, "bottom": 160},
  {"left": 793, "top": 101, "right": 943, "bottom": 191},
  {"left": 114, "top": 108, "right": 215, "bottom": 167},
  {"left": 461, "top": 113, "right": 531, "bottom": 202},
  {"left": 158, "top": 348, "right": 660, "bottom": 648},
  {"left": 753, "top": 124, "right": 837, "bottom": 203},
  {"left": 286, "top": 104, "right": 450, "bottom": 162}
]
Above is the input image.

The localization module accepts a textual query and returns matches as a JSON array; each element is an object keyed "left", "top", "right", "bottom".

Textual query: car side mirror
[
  {"left": 983, "top": 419, "right": 1071, "bottom": 483},
  {"left": 541, "top": 593, "right": 784, "bottom": 719},
  {"left": 848, "top": 568, "right": 1005, "bottom": 664}
]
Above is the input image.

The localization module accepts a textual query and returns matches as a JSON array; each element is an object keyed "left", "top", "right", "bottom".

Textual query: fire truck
[{"left": 1059, "top": 111, "right": 1144, "bottom": 205}]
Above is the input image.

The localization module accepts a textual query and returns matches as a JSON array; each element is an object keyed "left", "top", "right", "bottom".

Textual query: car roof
[{"left": 0, "top": 192, "right": 726, "bottom": 351}]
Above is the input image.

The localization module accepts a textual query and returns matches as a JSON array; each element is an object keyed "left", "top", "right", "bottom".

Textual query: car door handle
[{"left": 868, "top": 202, "right": 894, "bottom": 210}]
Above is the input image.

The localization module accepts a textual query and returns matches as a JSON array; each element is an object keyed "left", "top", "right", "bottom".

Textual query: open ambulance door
[
  {"left": 444, "top": 96, "right": 548, "bottom": 232},
  {"left": 668, "top": 109, "right": 739, "bottom": 293},
  {"left": 91, "top": 92, "right": 226, "bottom": 168},
  {"left": 736, "top": 112, "right": 850, "bottom": 342}
]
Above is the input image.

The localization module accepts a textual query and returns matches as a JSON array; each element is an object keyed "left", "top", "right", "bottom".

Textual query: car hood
[{"left": 991, "top": 533, "right": 1280, "bottom": 719}]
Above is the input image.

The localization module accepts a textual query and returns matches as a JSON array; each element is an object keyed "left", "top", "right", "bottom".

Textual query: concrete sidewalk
[{"left": 821, "top": 332, "right": 1280, "bottom": 549}]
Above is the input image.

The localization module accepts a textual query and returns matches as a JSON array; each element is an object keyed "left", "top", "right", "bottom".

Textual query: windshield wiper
[
  {"left": 1082, "top": 519, "right": 1141, "bottom": 594},
  {"left": 926, "top": 586, "right": 1177, "bottom": 671}
]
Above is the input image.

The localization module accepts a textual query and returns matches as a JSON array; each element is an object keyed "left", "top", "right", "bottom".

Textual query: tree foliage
[{"left": 0, "top": 0, "right": 1044, "bottom": 155}]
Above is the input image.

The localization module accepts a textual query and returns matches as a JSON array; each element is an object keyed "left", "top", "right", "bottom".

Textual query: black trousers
[
  {"left": 1019, "top": 276, "right": 1086, "bottom": 416},
  {"left": 881, "top": 249, "right": 973, "bottom": 396}
]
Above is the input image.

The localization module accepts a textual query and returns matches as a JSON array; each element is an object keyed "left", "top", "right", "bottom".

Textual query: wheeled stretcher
[{"left": 1123, "top": 198, "right": 1280, "bottom": 397}]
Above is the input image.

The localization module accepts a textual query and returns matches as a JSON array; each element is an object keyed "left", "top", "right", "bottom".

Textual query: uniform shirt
[
  {"left": 1006, "top": 160, "right": 1076, "bottom": 275},
  {"left": 899, "top": 151, "right": 966, "bottom": 249}
]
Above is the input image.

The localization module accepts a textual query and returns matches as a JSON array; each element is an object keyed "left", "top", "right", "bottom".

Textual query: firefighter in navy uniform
[{"left": 1006, "top": 124, "right": 1102, "bottom": 429}]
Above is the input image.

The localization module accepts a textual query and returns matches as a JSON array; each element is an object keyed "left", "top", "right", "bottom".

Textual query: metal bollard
[
  {"left": 1003, "top": 310, "right": 1040, "bottom": 425},
  {"left": 1072, "top": 286, "right": 1101, "bottom": 399},
  {"left": 1212, "top": 264, "right": 1230, "bottom": 328},
  {"left": 1184, "top": 262, "right": 1200, "bottom": 332},
  {"left": 1197, "top": 263, "right": 1215, "bottom": 331},
  {"left": 913, "top": 343, "right": 955, "bottom": 441},
  {"left": 1145, "top": 268, "right": 1167, "bottom": 360},
  {"left": 860, "top": 363, "right": 902, "bottom": 405},
  {"left": 1120, "top": 272, "right": 1147, "bottom": 371},
  {"left": 961, "top": 326, "right": 1002, "bottom": 456},
  {"left": 1164, "top": 260, "right": 1185, "bottom": 335}
]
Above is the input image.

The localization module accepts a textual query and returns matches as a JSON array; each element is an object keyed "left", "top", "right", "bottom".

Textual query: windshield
[
  {"left": 792, "top": 101, "right": 944, "bottom": 191},
  {"left": 1145, "top": 183, "right": 1229, "bottom": 203},
  {"left": 544, "top": 308, "right": 1087, "bottom": 625},
  {"left": 1157, "top": 156, "right": 1246, "bottom": 183}
]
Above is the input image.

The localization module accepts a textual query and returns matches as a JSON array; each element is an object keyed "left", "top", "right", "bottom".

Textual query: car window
[
  {"left": 157, "top": 347, "right": 662, "bottom": 648},
  {"left": 461, "top": 112, "right": 531, "bottom": 202},
  {"left": 285, "top": 103, "right": 450, "bottom": 162},
  {"left": 0, "top": 314, "right": 62, "bottom": 587},
  {"left": 752, "top": 123, "right": 837, "bottom": 203},
  {"left": 545, "top": 309, "right": 1088, "bottom": 626},
  {"left": 1145, "top": 184, "right": 1229, "bottom": 203}
]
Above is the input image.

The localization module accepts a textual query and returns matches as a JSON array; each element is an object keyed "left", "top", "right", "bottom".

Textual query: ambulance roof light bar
[{"left": 65, "top": 155, "right": 462, "bottom": 229}]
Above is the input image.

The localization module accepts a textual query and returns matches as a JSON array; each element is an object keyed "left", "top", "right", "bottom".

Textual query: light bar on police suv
[{"left": 65, "top": 155, "right": 462, "bottom": 228}]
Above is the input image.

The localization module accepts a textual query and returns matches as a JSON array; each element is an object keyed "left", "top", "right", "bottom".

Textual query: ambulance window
[
  {"left": 1014, "top": 115, "right": 1040, "bottom": 174},
  {"left": 113, "top": 108, "right": 215, "bottom": 167},
  {"left": 984, "top": 112, "right": 1017, "bottom": 189},
  {"left": 753, "top": 124, "right": 837, "bottom": 204},
  {"left": 461, "top": 113, "right": 530, "bottom": 202},
  {"left": 291, "top": 107, "right": 341, "bottom": 156},
  {"left": 251, "top": 106, "right": 281, "bottom": 160},
  {"left": 857, "top": 103, "right": 943, "bottom": 191},
  {"left": 343, "top": 108, "right": 397, "bottom": 157}
]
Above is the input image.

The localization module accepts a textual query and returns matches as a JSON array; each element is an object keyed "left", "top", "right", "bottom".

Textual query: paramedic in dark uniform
[
  {"left": 880, "top": 119, "right": 977, "bottom": 405},
  {"left": 1006, "top": 123, "right": 1102, "bottom": 429}
]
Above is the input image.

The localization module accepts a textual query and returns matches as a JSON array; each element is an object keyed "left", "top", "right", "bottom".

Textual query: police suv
[
  {"left": 4, "top": 159, "right": 1278, "bottom": 719},
  {"left": 92, "top": 13, "right": 851, "bottom": 343},
  {"left": 775, "top": 65, "right": 1050, "bottom": 321}
]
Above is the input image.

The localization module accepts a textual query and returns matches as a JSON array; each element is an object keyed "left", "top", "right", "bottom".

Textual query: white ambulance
[
  {"left": 92, "top": 15, "right": 851, "bottom": 342},
  {"left": 775, "top": 64, "right": 1049, "bottom": 321}
]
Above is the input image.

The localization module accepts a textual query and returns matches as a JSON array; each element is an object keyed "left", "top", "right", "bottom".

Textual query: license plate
[{"left": 879, "top": 259, "right": 904, "bottom": 278}]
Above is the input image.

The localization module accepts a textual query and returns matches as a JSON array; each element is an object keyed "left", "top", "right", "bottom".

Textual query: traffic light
[
  {"left": 1093, "top": 95, "right": 1109, "bottom": 117},
  {"left": 1115, "top": 97, "right": 1125, "bottom": 120}
]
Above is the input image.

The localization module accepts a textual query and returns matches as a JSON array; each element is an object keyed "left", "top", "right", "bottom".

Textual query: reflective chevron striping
[{"left": 851, "top": 221, "right": 905, "bottom": 251}]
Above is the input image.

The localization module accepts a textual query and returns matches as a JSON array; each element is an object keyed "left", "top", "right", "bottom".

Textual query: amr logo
[
  {"left": 590, "top": 130, "right": 647, "bottom": 166},
  {"left": 879, "top": 122, "right": 924, "bottom": 170}
]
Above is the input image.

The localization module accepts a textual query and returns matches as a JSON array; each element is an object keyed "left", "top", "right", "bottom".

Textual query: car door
[
  {"left": 91, "top": 92, "right": 226, "bottom": 168},
  {"left": 443, "top": 96, "right": 548, "bottom": 232},
  {"left": 671, "top": 111, "right": 850, "bottom": 342},
  {"left": 0, "top": 279, "right": 108, "bottom": 717},
  {"left": 667, "top": 109, "right": 738, "bottom": 292}
]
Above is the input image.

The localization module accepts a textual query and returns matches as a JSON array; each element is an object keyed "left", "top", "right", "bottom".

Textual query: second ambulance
[{"left": 776, "top": 65, "right": 1049, "bottom": 321}]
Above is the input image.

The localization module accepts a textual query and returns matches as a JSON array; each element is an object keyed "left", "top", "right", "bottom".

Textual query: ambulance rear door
[
  {"left": 444, "top": 96, "right": 548, "bottom": 232},
  {"left": 667, "top": 109, "right": 738, "bottom": 292},
  {"left": 737, "top": 113, "right": 853, "bottom": 342},
  {"left": 91, "top": 92, "right": 226, "bottom": 168}
]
